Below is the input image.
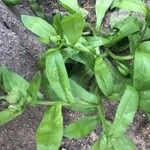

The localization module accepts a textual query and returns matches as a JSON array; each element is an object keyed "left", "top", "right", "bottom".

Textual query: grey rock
[
  {"left": 0, "top": 1, "right": 45, "bottom": 150},
  {"left": 0, "top": 1, "right": 45, "bottom": 79}
]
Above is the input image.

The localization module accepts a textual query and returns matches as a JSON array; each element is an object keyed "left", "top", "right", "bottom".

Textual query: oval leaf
[
  {"left": 139, "top": 90, "right": 150, "bottom": 113},
  {"left": 95, "top": 56, "right": 125, "bottom": 99},
  {"left": 96, "top": 0, "right": 113, "bottom": 29},
  {"left": 58, "top": 0, "right": 87, "bottom": 17},
  {"left": 46, "top": 50, "right": 74, "bottom": 103},
  {"left": 64, "top": 116, "right": 98, "bottom": 139},
  {"left": 0, "top": 108, "right": 23, "bottom": 126},
  {"left": 61, "top": 13, "right": 84, "bottom": 45},
  {"left": 21, "top": 15, "right": 56, "bottom": 37},
  {"left": 70, "top": 79, "right": 99, "bottom": 105},
  {"left": 109, "top": 85, "right": 139, "bottom": 137},
  {"left": 36, "top": 104, "right": 63, "bottom": 150},
  {"left": 133, "top": 41, "right": 150, "bottom": 91},
  {"left": 1, "top": 66, "right": 29, "bottom": 94}
]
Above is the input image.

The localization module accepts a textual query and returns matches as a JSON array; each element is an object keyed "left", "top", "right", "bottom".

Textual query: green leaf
[
  {"left": 61, "top": 47, "right": 79, "bottom": 62},
  {"left": 91, "top": 135, "right": 108, "bottom": 150},
  {"left": 117, "top": 0, "right": 148, "bottom": 15},
  {"left": 68, "top": 102, "right": 97, "bottom": 113},
  {"left": 143, "top": 26, "right": 150, "bottom": 41},
  {"left": 1, "top": 66, "right": 29, "bottom": 94},
  {"left": 46, "top": 50, "right": 74, "bottom": 103},
  {"left": 53, "top": 13, "right": 63, "bottom": 37},
  {"left": 139, "top": 90, "right": 150, "bottom": 113},
  {"left": 3, "top": 0, "right": 21, "bottom": 6},
  {"left": 109, "top": 86, "right": 139, "bottom": 138},
  {"left": 128, "top": 33, "right": 141, "bottom": 54},
  {"left": 0, "top": 108, "right": 23, "bottom": 126},
  {"left": 110, "top": 10, "right": 129, "bottom": 28},
  {"left": 95, "top": 56, "right": 125, "bottom": 99},
  {"left": 95, "top": 0, "right": 113, "bottom": 29},
  {"left": 21, "top": 15, "right": 56, "bottom": 37},
  {"left": 71, "top": 52, "right": 95, "bottom": 71},
  {"left": 111, "top": 134, "right": 136, "bottom": 150},
  {"left": 64, "top": 116, "right": 98, "bottom": 139},
  {"left": 36, "top": 104, "right": 63, "bottom": 150},
  {"left": 70, "top": 79, "right": 99, "bottom": 105},
  {"left": 111, "top": 0, "right": 121, "bottom": 9},
  {"left": 28, "top": 0, "right": 45, "bottom": 19},
  {"left": 133, "top": 41, "right": 150, "bottom": 91},
  {"left": 58, "top": 0, "right": 87, "bottom": 17},
  {"left": 41, "top": 70, "right": 60, "bottom": 101},
  {"left": 91, "top": 134, "right": 136, "bottom": 150},
  {"left": 61, "top": 13, "right": 84, "bottom": 45},
  {"left": 87, "top": 16, "right": 140, "bottom": 48},
  {"left": 6, "top": 90, "right": 22, "bottom": 104},
  {"left": 92, "top": 134, "right": 135, "bottom": 150},
  {"left": 27, "top": 72, "right": 41, "bottom": 104}
]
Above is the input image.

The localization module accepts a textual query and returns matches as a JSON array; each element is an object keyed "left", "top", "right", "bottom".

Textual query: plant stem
[
  {"left": 36, "top": 101, "right": 60, "bottom": 105},
  {"left": 107, "top": 50, "right": 133, "bottom": 61},
  {"left": 36, "top": 100, "right": 72, "bottom": 107},
  {"left": 97, "top": 103, "right": 108, "bottom": 136}
]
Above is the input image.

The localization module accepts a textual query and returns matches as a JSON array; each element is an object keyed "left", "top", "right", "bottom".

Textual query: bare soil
[{"left": 0, "top": 0, "right": 150, "bottom": 150}]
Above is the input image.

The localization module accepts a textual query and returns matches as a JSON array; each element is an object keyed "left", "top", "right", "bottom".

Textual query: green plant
[{"left": 0, "top": 0, "right": 150, "bottom": 149}]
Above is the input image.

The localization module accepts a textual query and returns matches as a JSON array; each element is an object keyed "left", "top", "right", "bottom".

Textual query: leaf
[
  {"left": 133, "top": 41, "right": 150, "bottom": 91},
  {"left": 21, "top": 15, "right": 56, "bottom": 37},
  {"left": 91, "top": 122, "right": 136, "bottom": 150},
  {"left": 28, "top": 0, "right": 45, "bottom": 19},
  {"left": 0, "top": 108, "right": 23, "bottom": 126},
  {"left": 111, "top": 134, "right": 136, "bottom": 150},
  {"left": 27, "top": 72, "right": 41, "bottom": 104},
  {"left": 117, "top": 0, "right": 148, "bottom": 15},
  {"left": 36, "top": 104, "right": 63, "bottom": 150},
  {"left": 68, "top": 102, "right": 97, "bottom": 113},
  {"left": 61, "top": 47, "right": 79, "bottom": 62},
  {"left": 58, "top": 0, "right": 87, "bottom": 17},
  {"left": 95, "top": 56, "right": 125, "bottom": 99},
  {"left": 46, "top": 50, "right": 74, "bottom": 103},
  {"left": 109, "top": 10, "right": 129, "bottom": 28},
  {"left": 61, "top": 13, "right": 84, "bottom": 45},
  {"left": 70, "top": 79, "right": 99, "bottom": 105},
  {"left": 91, "top": 134, "right": 136, "bottom": 150},
  {"left": 53, "top": 13, "right": 63, "bottom": 37},
  {"left": 111, "top": 0, "right": 121, "bottom": 9},
  {"left": 139, "top": 90, "right": 150, "bottom": 113},
  {"left": 41, "top": 70, "right": 60, "bottom": 101},
  {"left": 1, "top": 66, "right": 29, "bottom": 95},
  {"left": 64, "top": 116, "right": 98, "bottom": 139},
  {"left": 3, "top": 0, "right": 21, "bottom": 6},
  {"left": 109, "top": 85, "right": 139, "bottom": 138},
  {"left": 71, "top": 52, "right": 95, "bottom": 71},
  {"left": 143, "top": 26, "right": 150, "bottom": 41},
  {"left": 95, "top": 0, "right": 113, "bottom": 29},
  {"left": 87, "top": 16, "right": 140, "bottom": 48},
  {"left": 128, "top": 33, "right": 141, "bottom": 54},
  {"left": 91, "top": 135, "right": 108, "bottom": 150}
]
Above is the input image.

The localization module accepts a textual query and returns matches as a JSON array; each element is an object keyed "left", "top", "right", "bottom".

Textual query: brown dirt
[{"left": 0, "top": 0, "right": 150, "bottom": 150}]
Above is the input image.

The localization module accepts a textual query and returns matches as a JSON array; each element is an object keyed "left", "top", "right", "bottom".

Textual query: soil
[{"left": 0, "top": 0, "right": 150, "bottom": 150}]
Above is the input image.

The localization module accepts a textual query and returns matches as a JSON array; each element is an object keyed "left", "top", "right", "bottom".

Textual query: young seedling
[{"left": 0, "top": 0, "right": 150, "bottom": 150}]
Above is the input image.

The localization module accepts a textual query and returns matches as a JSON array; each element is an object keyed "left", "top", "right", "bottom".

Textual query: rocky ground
[{"left": 0, "top": 0, "right": 150, "bottom": 150}]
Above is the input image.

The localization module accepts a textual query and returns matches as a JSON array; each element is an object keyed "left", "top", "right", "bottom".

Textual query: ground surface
[{"left": 0, "top": 0, "right": 150, "bottom": 150}]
